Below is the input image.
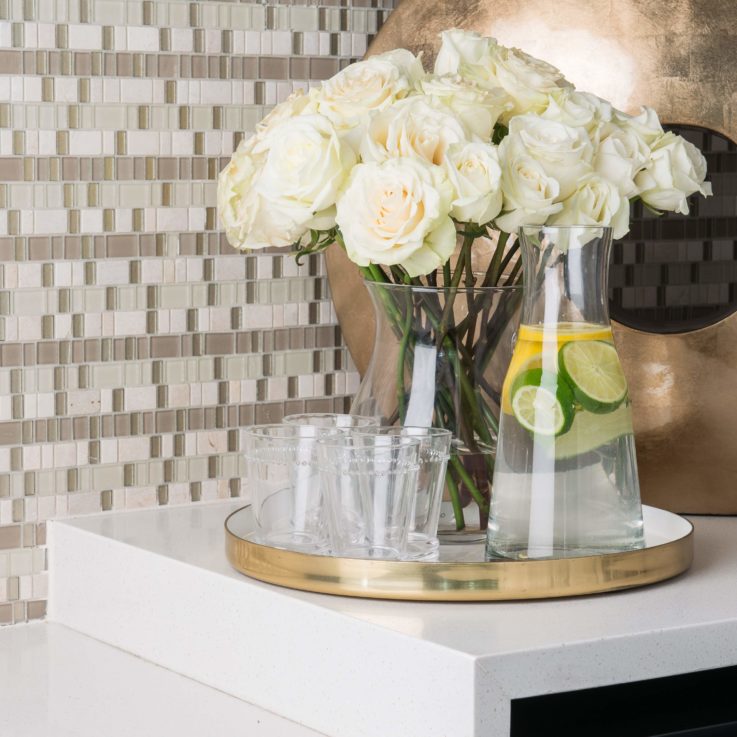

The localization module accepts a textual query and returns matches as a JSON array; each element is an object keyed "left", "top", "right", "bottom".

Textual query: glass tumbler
[
  {"left": 282, "top": 413, "right": 380, "bottom": 430},
  {"left": 318, "top": 433, "right": 420, "bottom": 560},
  {"left": 354, "top": 426, "right": 452, "bottom": 560},
  {"left": 243, "top": 424, "right": 337, "bottom": 553}
]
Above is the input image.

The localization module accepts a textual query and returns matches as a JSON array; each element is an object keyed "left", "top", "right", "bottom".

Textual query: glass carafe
[{"left": 486, "top": 226, "right": 645, "bottom": 559}]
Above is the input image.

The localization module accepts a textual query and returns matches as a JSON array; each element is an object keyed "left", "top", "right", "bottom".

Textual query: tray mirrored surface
[{"left": 226, "top": 504, "right": 692, "bottom": 564}]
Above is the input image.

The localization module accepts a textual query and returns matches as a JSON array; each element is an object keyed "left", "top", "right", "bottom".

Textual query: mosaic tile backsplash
[{"left": 0, "top": 0, "right": 395, "bottom": 625}]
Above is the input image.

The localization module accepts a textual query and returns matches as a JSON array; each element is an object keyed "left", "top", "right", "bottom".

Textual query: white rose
[
  {"left": 614, "top": 106, "right": 663, "bottom": 146},
  {"left": 499, "top": 114, "right": 593, "bottom": 199},
  {"left": 594, "top": 126, "right": 650, "bottom": 198},
  {"left": 360, "top": 96, "right": 468, "bottom": 167},
  {"left": 444, "top": 141, "right": 503, "bottom": 225},
  {"left": 549, "top": 174, "right": 630, "bottom": 239},
  {"left": 218, "top": 137, "right": 262, "bottom": 247},
  {"left": 493, "top": 46, "right": 572, "bottom": 120},
  {"left": 434, "top": 29, "right": 497, "bottom": 76},
  {"left": 311, "top": 50, "right": 422, "bottom": 133},
  {"left": 217, "top": 138, "right": 308, "bottom": 250},
  {"left": 635, "top": 131, "right": 712, "bottom": 214},
  {"left": 434, "top": 30, "right": 570, "bottom": 121},
  {"left": 374, "top": 48, "right": 426, "bottom": 84},
  {"left": 576, "top": 91, "right": 614, "bottom": 125},
  {"left": 495, "top": 152, "right": 563, "bottom": 233},
  {"left": 336, "top": 158, "right": 456, "bottom": 277},
  {"left": 255, "top": 89, "right": 313, "bottom": 139},
  {"left": 420, "top": 74, "right": 512, "bottom": 140},
  {"left": 255, "top": 114, "right": 356, "bottom": 228},
  {"left": 543, "top": 89, "right": 612, "bottom": 136}
]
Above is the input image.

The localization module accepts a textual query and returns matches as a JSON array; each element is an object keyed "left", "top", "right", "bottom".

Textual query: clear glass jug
[{"left": 486, "top": 226, "right": 645, "bottom": 559}]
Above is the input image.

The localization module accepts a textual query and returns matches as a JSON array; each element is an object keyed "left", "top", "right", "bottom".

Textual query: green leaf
[
  {"left": 492, "top": 123, "right": 509, "bottom": 146},
  {"left": 642, "top": 202, "right": 664, "bottom": 217}
]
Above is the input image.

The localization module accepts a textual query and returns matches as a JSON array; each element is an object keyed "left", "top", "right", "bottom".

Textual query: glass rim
[
  {"left": 243, "top": 424, "right": 339, "bottom": 439},
  {"left": 351, "top": 425, "right": 453, "bottom": 437},
  {"left": 282, "top": 412, "right": 378, "bottom": 422},
  {"left": 362, "top": 280, "right": 521, "bottom": 294},
  {"left": 520, "top": 225, "right": 613, "bottom": 233}
]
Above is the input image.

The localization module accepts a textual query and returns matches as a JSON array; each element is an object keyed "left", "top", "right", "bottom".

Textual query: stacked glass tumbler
[{"left": 244, "top": 414, "right": 451, "bottom": 560}]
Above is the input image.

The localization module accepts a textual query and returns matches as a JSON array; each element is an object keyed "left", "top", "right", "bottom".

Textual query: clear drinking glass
[
  {"left": 353, "top": 426, "right": 452, "bottom": 560},
  {"left": 318, "top": 433, "right": 420, "bottom": 560},
  {"left": 486, "top": 226, "right": 645, "bottom": 560},
  {"left": 243, "top": 424, "right": 337, "bottom": 553},
  {"left": 282, "top": 413, "right": 380, "bottom": 430}
]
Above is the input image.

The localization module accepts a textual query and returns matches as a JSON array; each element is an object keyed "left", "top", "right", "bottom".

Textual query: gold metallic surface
[
  {"left": 326, "top": 245, "right": 374, "bottom": 374},
  {"left": 613, "top": 319, "right": 737, "bottom": 514},
  {"left": 326, "top": 0, "right": 737, "bottom": 512},
  {"left": 225, "top": 506, "right": 693, "bottom": 601}
]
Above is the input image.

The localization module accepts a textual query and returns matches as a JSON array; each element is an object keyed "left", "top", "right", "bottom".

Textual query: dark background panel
[{"left": 609, "top": 125, "right": 736, "bottom": 334}]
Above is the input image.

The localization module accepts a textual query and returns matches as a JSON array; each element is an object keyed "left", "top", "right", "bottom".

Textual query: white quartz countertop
[
  {"left": 0, "top": 622, "right": 325, "bottom": 737},
  {"left": 59, "top": 500, "right": 737, "bottom": 658},
  {"left": 47, "top": 500, "right": 737, "bottom": 737}
]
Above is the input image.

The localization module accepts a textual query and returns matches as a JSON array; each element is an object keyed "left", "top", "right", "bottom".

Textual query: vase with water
[{"left": 351, "top": 274, "right": 522, "bottom": 540}]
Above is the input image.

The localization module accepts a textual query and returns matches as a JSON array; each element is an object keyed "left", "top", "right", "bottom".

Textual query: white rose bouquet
[{"left": 218, "top": 29, "right": 711, "bottom": 531}]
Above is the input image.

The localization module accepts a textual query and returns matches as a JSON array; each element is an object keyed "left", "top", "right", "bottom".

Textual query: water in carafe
[{"left": 486, "top": 226, "right": 645, "bottom": 559}]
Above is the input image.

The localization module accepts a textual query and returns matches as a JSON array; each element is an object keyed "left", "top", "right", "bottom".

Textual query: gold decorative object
[
  {"left": 326, "top": 0, "right": 737, "bottom": 514},
  {"left": 225, "top": 505, "right": 693, "bottom": 601}
]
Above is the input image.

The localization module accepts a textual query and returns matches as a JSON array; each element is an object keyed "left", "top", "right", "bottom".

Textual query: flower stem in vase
[{"left": 396, "top": 288, "right": 413, "bottom": 422}]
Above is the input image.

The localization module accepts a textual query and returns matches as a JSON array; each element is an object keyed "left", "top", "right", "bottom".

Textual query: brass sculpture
[{"left": 326, "top": 0, "right": 737, "bottom": 513}]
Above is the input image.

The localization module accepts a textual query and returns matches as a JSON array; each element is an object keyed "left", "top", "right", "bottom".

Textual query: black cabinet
[{"left": 511, "top": 665, "right": 737, "bottom": 736}]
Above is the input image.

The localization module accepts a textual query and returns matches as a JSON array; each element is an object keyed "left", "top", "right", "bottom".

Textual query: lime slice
[
  {"left": 511, "top": 369, "right": 575, "bottom": 437},
  {"left": 553, "top": 404, "right": 633, "bottom": 460},
  {"left": 559, "top": 341, "right": 627, "bottom": 414}
]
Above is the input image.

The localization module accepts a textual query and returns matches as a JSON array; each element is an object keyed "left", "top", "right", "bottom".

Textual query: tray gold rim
[{"left": 225, "top": 505, "right": 694, "bottom": 601}]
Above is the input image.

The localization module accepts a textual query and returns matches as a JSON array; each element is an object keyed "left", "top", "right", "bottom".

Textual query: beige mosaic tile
[{"left": 0, "top": 0, "right": 394, "bottom": 625}]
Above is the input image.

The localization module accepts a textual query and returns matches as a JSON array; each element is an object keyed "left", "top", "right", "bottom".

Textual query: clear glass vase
[
  {"left": 486, "top": 226, "right": 645, "bottom": 559},
  {"left": 351, "top": 277, "right": 522, "bottom": 540}
]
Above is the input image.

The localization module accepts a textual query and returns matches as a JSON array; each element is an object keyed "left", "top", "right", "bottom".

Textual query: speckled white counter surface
[
  {"left": 48, "top": 501, "right": 737, "bottom": 737},
  {"left": 0, "top": 622, "right": 325, "bottom": 737}
]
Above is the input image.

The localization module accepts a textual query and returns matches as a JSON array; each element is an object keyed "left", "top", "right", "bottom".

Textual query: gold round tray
[{"left": 225, "top": 505, "right": 693, "bottom": 601}]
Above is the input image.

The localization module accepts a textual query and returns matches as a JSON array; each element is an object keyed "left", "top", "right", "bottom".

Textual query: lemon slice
[
  {"left": 559, "top": 341, "right": 627, "bottom": 414},
  {"left": 501, "top": 353, "right": 543, "bottom": 414},
  {"left": 511, "top": 369, "right": 575, "bottom": 436}
]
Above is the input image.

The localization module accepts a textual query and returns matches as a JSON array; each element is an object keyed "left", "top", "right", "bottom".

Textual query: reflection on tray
[{"left": 225, "top": 504, "right": 693, "bottom": 601}]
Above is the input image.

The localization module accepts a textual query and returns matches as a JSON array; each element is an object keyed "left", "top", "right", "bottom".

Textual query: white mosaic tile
[{"left": 0, "top": 0, "right": 377, "bottom": 626}]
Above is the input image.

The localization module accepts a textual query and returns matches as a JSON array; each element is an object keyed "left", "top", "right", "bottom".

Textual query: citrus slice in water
[
  {"left": 501, "top": 353, "right": 543, "bottom": 415},
  {"left": 511, "top": 369, "right": 575, "bottom": 436},
  {"left": 553, "top": 404, "right": 633, "bottom": 460},
  {"left": 558, "top": 340, "right": 627, "bottom": 414}
]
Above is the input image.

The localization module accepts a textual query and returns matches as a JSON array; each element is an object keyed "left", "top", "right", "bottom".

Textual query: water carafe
[{"left": 486, "top": 226, "right": 645, "bottom": 559}]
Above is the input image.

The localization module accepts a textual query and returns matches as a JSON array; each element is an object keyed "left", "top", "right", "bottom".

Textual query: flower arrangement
[
  {"left": 219, "top": 28, "right": 710, "bottom": 271},
  {"left": 218, "top": 29, "right": 711, "bottom": 532}
]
